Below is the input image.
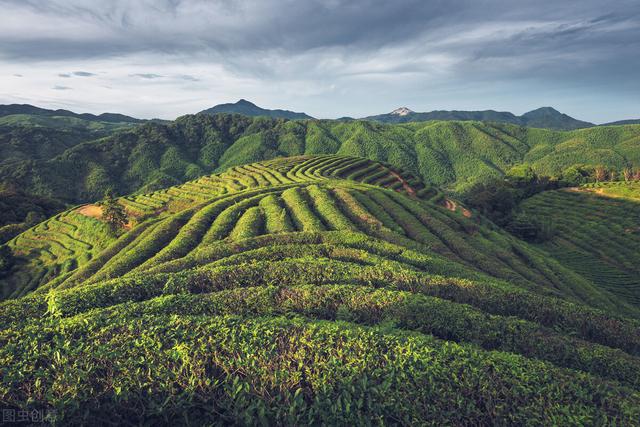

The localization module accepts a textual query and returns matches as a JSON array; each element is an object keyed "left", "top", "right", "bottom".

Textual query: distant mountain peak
[
  {"left": 390, "top": 107, "right": 414, "bottom": 116},
  {"left": 199, "top": 99, "right": 313, "bottom": 120}
]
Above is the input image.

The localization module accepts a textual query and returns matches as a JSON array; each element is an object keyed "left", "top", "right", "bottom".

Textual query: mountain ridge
[
  {"left": 0, "top": 104, "right": 143, "bottom": 124},
  {"left": 364, "top": 106, "right": 595, "bottom": 130},
  {"left": 2, "top": 114, "right": 639, "bottom": 207}
]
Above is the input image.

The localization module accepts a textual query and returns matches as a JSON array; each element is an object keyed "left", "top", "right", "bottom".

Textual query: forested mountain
[
  {"left": 2, "top": 113, "right": 639, "bottom": 207},
  {"left": 365, "top": 106, "right": 595, "bottom": 130},
  {"left": 0, "top": 104, "right": 142, "bottom": 123},
  {"left": 200, "top": 99, "right": 313, "bottom": 119}
]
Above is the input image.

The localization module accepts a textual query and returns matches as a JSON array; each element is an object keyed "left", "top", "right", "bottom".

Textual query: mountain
[
  {"left": 199, "top": 99, "right": 313, "bottom": 119},
  {"left": 519, "top": 107, "right": 594, "bottom": 130},
  {"left": 390, "top": 107, "right": 414, "bottom": 116},
  {"left": 1, "top": 155, "right": 639, "bottom": 423},
  {"left": 1, "top": 114, "right": 639, "bottom": 207},
  {"left": 0, "top": 104, "right": 142, "bottom": 123},
  {"left": 365, "top": 106, "right": 595, "bottom": 130}
]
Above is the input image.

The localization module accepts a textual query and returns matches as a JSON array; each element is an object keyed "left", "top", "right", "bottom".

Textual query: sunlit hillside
[{"left": 1, "top": 156, "right": 639, "bottom": 424}]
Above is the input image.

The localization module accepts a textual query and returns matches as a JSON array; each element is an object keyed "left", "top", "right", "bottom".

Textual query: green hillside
[
  {"left": 3, "top": 113, "right": 639, "bottom": 206},
  {"left": 521, "top": 182, "right": 640, "bottom": 306},
  {"left": 1, "top": 156, "right": 640, "bottom": 424}
]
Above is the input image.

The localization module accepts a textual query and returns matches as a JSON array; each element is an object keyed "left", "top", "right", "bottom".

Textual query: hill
[
  {"left": 2, "top": 114, "right": 640, "bottom": 206},
  {"left": 602, "top": 119, "right": 640, "bottom": 126},
  {"left": 521, "top": 182, "right": 640, "bottom": 305},
  {"left": 0, "top": 104, "right": 142, "bottom": 124},
  {"left": 1, "top": 156, "right": 640, "bottom": 424},
  {"left": 200, "top": 99, "right": 313, "bottom": 119},
  {"left": 365, "top": 106, "right": 595, "bottom": 130}
]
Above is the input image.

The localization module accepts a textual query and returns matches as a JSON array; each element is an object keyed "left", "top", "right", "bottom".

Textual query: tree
[
  {"left": 0, "top": 245, "right": 14, "bottom": 277},
  {"left": 561, "top": 165, "right": 590, "bottom": 186},
  {"left": 100, "top": 190, "right": 127, "bottom": 233},
  {"left": 594, "top": 165, "right": 607, "bottom": 182},
  {"left": 25, "top": 211, "right": 44, "bottom": 226},
  {"left": 623, "top": 168, "right": 634, "bottom": 182}
]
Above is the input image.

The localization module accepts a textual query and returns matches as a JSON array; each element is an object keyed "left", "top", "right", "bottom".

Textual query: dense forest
[{"left": 2, "top": 113, "right": 639, "bottom": 205}]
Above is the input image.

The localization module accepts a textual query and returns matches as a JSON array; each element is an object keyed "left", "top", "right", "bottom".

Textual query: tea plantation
[
  {"left": 1, "top": 156, "right": 640, "bottom": 424},
  {"left": 521, "top": 183, "right": 640, "bottom": 306}
]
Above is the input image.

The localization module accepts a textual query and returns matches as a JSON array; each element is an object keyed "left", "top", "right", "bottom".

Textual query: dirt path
[
  {"left": 77, "top": 204, "right": 103, "bottom": 218},
  {"left": 76, "top": 204, "right": 134, "bottom": 229},
  {"left": 388, "top": 170, "right": 417, "bottom": 197},
  {"left": 386, "top": 169, "right": 473, "bottom": 218},
  {"left": 564, "top": 186, "right": 637, "bottom": 202},
  {"left": 443, "top": 198, "right": 472, "bottom": 218}
]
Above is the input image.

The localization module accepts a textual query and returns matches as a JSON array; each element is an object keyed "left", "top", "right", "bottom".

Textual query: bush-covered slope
[
  {"left": 1, "top": 156, "right": 640, "bottom": 424},
  {"left": 521, "top": 182, "right": 640, "bottom": 306},
  {"left": 3, "top": 114, "right": 640, "bottom": 205}
]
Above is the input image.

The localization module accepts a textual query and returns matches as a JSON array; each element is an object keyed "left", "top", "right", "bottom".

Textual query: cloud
[
  {"left": 72, "top": 71, "right": 95, "bottom": 76},
  {"left": 52, "top": 85, "right": 71, "bottom": 90},
  {"left": 178, "top": 74, "right": 199, "bottom": 82},
  {"left": 0, "top": 1, "right": 637, "bottom": 122},
  {"left": 58, "top": 71, "right": 95, "bottom": 77},
  {"left": 13, "top": 73, "right": 23, "bottom": 77},
  {"left": 129, "top": 73, "right": 164, "bottom": 79}
]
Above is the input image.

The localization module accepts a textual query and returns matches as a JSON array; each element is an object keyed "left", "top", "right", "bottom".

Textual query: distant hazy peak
[
  {"left": 390, "top": 107, "right": 414, "bottom": 116},
  {"left": 199, "top": 99, "right": 313, "bottom": 120}
]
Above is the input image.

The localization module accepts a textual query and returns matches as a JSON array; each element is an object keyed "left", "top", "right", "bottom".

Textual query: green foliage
[
  {"left": 521, "top": 185, "right": 640, "bottom": 305},
  {"left": 0, "top": 190, "right": 64, "bottom": 228},
  {"left": 99, "top": 190, "right": 128, "bottom": 234},
  {"left": 0, "top": 245, "right": 13, "bottom": 276},
  {"left": 2, "top": 113, "right": 639, "bottom": 210},
  {"left": 3, "top": 155, "right": 640, "bottom": 423}
]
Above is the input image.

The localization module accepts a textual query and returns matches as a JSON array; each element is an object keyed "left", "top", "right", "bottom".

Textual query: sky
[{"left": 0, "top": 0, "right": 638, "bottom": 122}]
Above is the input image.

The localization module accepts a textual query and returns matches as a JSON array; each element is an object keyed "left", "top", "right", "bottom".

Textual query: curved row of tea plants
[{"left": 521, "top": 185, "right": 640, "bottom": 306}]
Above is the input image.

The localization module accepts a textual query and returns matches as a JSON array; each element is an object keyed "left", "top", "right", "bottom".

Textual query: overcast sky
[{"left": 0, "top": 0, "right": 638, "bottom": 122}]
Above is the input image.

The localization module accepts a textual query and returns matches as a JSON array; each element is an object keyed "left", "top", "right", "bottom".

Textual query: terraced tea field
[
  {"left": 3, "top": 156, "right": 441, "bottom": 297},
  {"left": 521, "top": 184, "right": 640, "bottom": 305},
  {"left": 1, "top": 156, "right": 640, "bottom": 424}
]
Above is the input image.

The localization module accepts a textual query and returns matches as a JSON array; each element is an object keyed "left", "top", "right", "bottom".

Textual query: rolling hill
[
  {"left": 0, "top": 104, "right": 142, "bottom": 124},
  {"left": 364, "top": 106, "right": 595, "bottom": 130},
  {"left": 200, "top": 99, "right": 313, "bottom": 119},
  {"left": 603, "top": 119, "right": 640, "bottom": 126},
  {"left": 2, "top": 113, "right": 639, "bottom": 207},
  {"left": 1, "top": 156, "right": 640, "bottom": 424}
]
